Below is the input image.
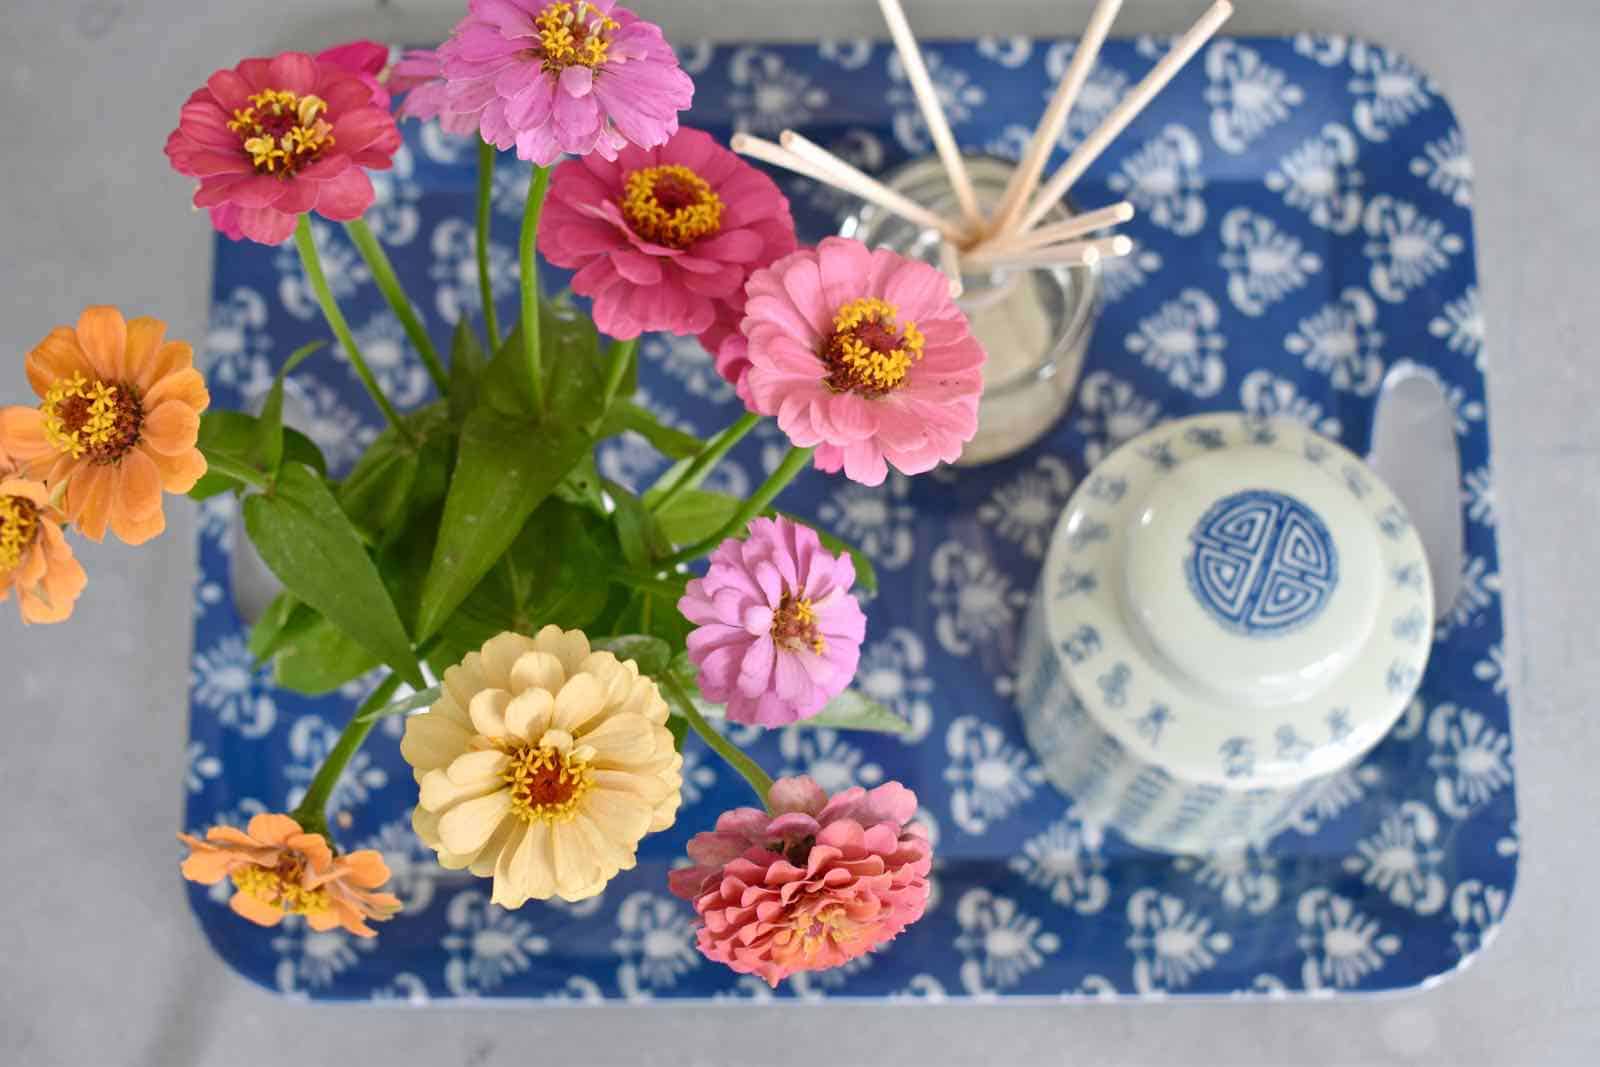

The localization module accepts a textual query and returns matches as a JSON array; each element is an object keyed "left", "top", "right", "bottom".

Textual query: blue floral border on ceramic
[{"left": 184, "top": 35, "right": 1515, "bottom": 1002}]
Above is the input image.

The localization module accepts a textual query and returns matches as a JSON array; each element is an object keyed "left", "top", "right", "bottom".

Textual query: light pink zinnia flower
[
  {"left": 415, "top": 0, "right": 693, "bottom": 165},
  {"left": 165, "top": 52, "right": 403, "bottom": 245},
  {"left": 678, "top": 517, "right": 865, "bottom": 728},
  {"left": 742, "top": 236, "right": 986, "bottom": 486},
  {"left": 539, "top": 127, "right": 797, "bottom": 342},
  {"left": 668, "top": 776, "right": 933, "bottom": 986}
]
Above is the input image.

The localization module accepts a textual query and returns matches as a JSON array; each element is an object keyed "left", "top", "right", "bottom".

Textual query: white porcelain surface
[{"left": 1020, "top": 413, "right": 1436, "bottom": 851}]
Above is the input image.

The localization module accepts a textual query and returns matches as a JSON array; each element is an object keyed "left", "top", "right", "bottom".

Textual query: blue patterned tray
[{"left": 185, "top": 34, "right": 1514, "bottom": 1001}]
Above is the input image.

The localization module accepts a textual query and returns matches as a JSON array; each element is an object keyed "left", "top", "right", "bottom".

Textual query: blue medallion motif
[{"left": 1186, "top": 489, "right": 1339, "bottom": 635}]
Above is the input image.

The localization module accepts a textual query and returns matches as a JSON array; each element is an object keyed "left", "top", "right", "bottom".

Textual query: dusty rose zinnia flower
[
  {"left": 678, "top": 516, "right": 865, "bottom": 728},
  {"left": 0, "top": 307, "right": 209, "bottom": 545},
  {"left": 540, "top": 127, "right": 797, "bottom": 342},
  {"left": 165, "top": 50, "right": 403, "bottom": 244},
  {"left": 741, "top": 236, "right": 986, "bottom": 486},
  {"left": 0, "top": 444, "right": 86, "bottom": 625},
  {"left": 669, "top": 776, "right": 932, "bottom": 986},
  {"left": 179, "top": 812, "right": 402, "bottom": 936},
  {"left": 418, "top": 0, "right": 693, "bottom": 165}
]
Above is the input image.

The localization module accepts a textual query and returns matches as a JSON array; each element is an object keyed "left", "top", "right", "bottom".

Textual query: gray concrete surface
[{"left": 1, "top": 1, "right": 1595, "bottom": 1064}]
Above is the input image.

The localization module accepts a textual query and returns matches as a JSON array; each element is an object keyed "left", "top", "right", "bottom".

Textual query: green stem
[
  {"left": 519, "top": 164, "right": 552, "bottom": 413},
  {"left": 661, "top": 672, "right": 773, "bottom": 806},
  {"left": 476, "top": 139, "right": 502, "bottom": 350},
  {"left": 598, "top": 337, "right": 637, "bottom": 415},
  {"left": 202, "top": 451, "right": 272, "bottom": 492},
  {"left": 293, "top": 216, "right": 412, "bottom": 440},
  {"left": 663, "top": 444, "right": 814, "bottom": 566},
  {"left": 648, "top": 411, "right": 761, "bottom": 516},
  {"left": 290, "top": 672, "right": 403, "bottom": 840},
  {"left": 344, "top": 218, "right": 448, "bottom": 394}
]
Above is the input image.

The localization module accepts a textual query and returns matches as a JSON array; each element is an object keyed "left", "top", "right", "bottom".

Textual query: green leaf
[
  {"left": 665, "top": 711, "right": 690, "bottom": 753},
  {"left": 447, "top": 319, "right": 487, "bottom": 425},
  {"left": 605, "top": 479, "right": 671, "bottom": 568},
  {"left": 247, "top": 591, "right": 307, "bottom": 664},
  {"left": 610, "top": 569, "right": 690, "bottom": 601},
  {"left": 355, "top": 682, "right": 444, "bottom": 723},
  {"left": 271, "top": 611, "right": 381, "bottom": 694},
  {"left": 590, "top": 634, "right": 671, "bottom": 676},
  {"left": 249, "top": 340, "right": 324, "bottom": 474},
  {"left": 599, "top": 402, "right": 703, "bottom": 459},
  {"left": 242, "top": 461, "right": 424, "bottom": 688},
  {"left": 337, "top": 445, "right": 420, "bottom": 545},
  {"left": 480, "top": 298, "right": 606, "bottom": 423},
  {"left": 797, "top": 690, "right": 913, "bottom": 734},
  {"left": 189, "top": 411, "right": 325, "bottom": 500},
  {"left": 416, "top": 411, "right": 593, "bottom": 639},
  {"left": 553, "top": 452, "right": 606, "bottom": 513},
  {"left": 655, "top": 488, "right": 741, "bottom": 545},
  {"left": 664, "top": 652, "right": 906, "bottom": 734}
]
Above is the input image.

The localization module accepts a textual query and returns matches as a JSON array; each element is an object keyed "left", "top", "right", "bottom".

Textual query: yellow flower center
[
  {"left": 621, "top": 165, "right": 725, "bottom": 250},
  {"left": 784, "top": 902, "right": 864, "bottom": 960},
  {"left": 227, "top": 89, "right": 336, "bottom": 175},
  {"left": 231, "top": 858, "right": 331, "bottom": 916},
  {"left": 41, "top": 372, "right": 144, "bottom": 463},
  {"left": 771, "top": 591, "right": 825, "bottom": 655},
  {"left": 820, "top": 297, "right": 925, "bottom": 397},
  {"left": 503, "top": 743, "right": 593, "bottom": 823},
  {"left": 0, "top": 494, "right": 41, "bottom": 576},
  {"left": 534, "top": 1, "right": 619, "bottom": 72}
]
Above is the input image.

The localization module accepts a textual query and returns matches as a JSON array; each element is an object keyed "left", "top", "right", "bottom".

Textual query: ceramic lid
[{"left": 1041, "top": 414, "right": 1434, "bottom": 789}]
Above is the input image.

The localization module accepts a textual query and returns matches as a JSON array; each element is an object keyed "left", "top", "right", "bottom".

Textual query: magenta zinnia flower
[
  {"left": 540, "top": 127, "right": 797, "bottom": 342},
  {"left": 415, "top": 0, "right": 693, "bottom": 165},
  {"left": 390, "top": 49, "right": 480, "bottom": 137},
  {"left": 668, "top": 776, "right": 933, "bottom": 987},
  {"left": 315, "top": 40, "right": 392, "bottom": 107},
  {"left": 742, "top": 236, "right": 986, "bottom": 486},
  {"left": 678, "top": 517, "right": 865, "bottom": 728},
  {"left": 166, "top": 52, "right": 402, "bottom": 245}
]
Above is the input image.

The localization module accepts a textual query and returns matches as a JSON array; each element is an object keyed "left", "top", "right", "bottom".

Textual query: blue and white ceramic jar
[{"left": 1017, "top": 413, "right": 1435, "bottom": 853}]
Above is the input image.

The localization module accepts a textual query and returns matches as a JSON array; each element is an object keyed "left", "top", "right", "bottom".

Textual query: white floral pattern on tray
[{"left": 185, "top": 37, "right": 1513, "bottom": 1002}]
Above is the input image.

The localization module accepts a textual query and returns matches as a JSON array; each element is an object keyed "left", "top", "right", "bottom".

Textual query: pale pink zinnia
[
  {"left": 412, "top": 0, "right": 693, "bottom": 166},
  {"left": 742, "top": 236, "right": 986, "bottom": 486},
  {"left": 678, "top": 517, "right": 865, "bottom": 728},
  {"left": 539, "top": 127, "right": 797, "bottom": 342},
  {"left": 668, "top": 776, "right": 933, "bottom": 986},
  {"left": 165, "top": 51, "right": 403, "bottom": 244}
]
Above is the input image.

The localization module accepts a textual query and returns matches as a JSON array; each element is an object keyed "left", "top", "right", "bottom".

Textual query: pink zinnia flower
[
  {"left": 679, "top": 517, "right": 865, "bottom": 728},
  {"left": 668, "top": 776, "right": 933, "bottom": 986},
  {"left": 166, "top": 52, "right": 403, "bottom": 244},
  {"left": 742, "top": 236, "right": 986, "bottom": 486},
  {"left": 415, "top": 0, "right": 693, "bottom": 165},
  {"left": 390, "top": 49, "right": 481, "bottom": 137},
  {"left": 539, "top": 127, "right": 797, "bottom": 342}
]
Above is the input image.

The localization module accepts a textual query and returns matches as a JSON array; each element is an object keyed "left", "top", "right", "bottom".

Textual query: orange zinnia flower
[
  {"left": 179, "top": 812, "right": 402, "bottom": 937},
  {"left": 0, "top": 306, "right": 208, "bottom": 545},
  {"left": 0, "top": 441, "right": 86, "bottom": 623}
]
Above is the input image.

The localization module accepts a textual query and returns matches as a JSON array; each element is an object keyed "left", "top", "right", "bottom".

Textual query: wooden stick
[
  {"left": 778, "top": 131, "right": 967, "bottom": 240},
  {"left": 970, "top": 201, "right": 1134, "bottom": 258},
  {"left": 1014, "top": 0, "right": 1233, "bottom": 234},
  {"left": 968, "top": 235, "right": 1132, "bottom": 271},
  {"left": 938, "top": 239, "right": 964, "bottom": 298},
  {"left": 987, "top": 0, "right": 1124, "bottom": 238},
  {"left": 730, "top": 132, "right": 833, "bottom": 185},
  {"left": 877, "top": 0, "right": 983, "bottom": 230}
]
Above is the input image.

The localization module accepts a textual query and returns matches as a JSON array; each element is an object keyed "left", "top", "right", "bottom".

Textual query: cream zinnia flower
[{"left": 402, "top": 627, "right": 683, "bottom": 905}]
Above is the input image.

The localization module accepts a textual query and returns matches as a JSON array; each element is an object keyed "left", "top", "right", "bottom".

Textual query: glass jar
[{"left": 839, "top": 156, "right": 1101, "bottom": 466}]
